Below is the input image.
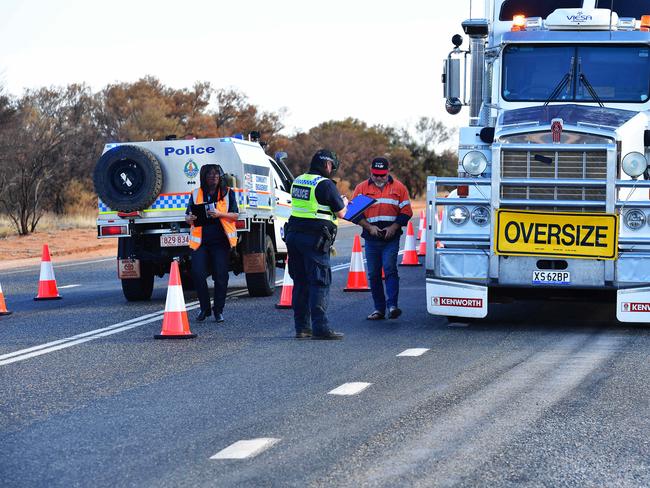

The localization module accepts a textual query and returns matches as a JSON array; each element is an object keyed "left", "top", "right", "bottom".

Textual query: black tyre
[
  {"left": 121, "top": 262, "right": 154, "bottom": 301},
  {"left": 94, "top": 145, "right": 163, "bottom": 212},
  {"left": 245, "top": 235, "right": 276, "bottom": 297}
]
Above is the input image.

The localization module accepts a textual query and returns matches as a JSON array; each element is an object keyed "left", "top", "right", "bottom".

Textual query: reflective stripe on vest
[
  {"left": 189, "top": 188, "right": 238, "bottom": 250},
  {"left": 290, "top": 173, "right": 338, "bottom": 224}
]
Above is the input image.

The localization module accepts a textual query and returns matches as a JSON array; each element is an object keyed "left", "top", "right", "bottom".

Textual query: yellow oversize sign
[{"left": 495, "top": 209, "right": 618, "bottom": 260}]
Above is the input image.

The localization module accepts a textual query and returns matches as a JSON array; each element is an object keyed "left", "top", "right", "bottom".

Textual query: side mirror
[
  {"left": 443, "top": 57, "right": 461, "bottom": 114},
  {"left": 275, "top": 151, "right": 288, "bottom": 164}
]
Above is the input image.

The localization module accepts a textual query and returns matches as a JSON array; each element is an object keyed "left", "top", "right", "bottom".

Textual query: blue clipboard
[{"left": 343, "top": 194, "right": 376, "bottom": 222}]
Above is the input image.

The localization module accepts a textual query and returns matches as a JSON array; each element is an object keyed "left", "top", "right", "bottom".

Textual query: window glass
[
  {"left": 502, "top": 45, "right": 575, "bottom": 101},
  {"left": 577, "top": 46, "right": 650, "bottom": 102},
  {"left": 595, "top": 0, "right": 650, "bottom": 18},
  {"left": 502, "top": 44, "right": 650, "bottom": 102},
  {"left": 499, "top": 0, "right": 581, "bottom": 20}
]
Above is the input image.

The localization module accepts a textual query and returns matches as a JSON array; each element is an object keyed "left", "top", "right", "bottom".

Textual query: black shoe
[
  {"left": 195, "top": 310, "right": 211, "bottom": 322},
  {"left": 311, "top": 331, "right": 344, "bottom": 340},
  {"left": 214, "top": 313, "right": 224, "bottom": 323},
  {"left": 388, "top": 307, "right": 402, "bottom": 319},
  {"left": 295, "top": 330, "right": 312, "bottom": 339},
  {"left": 367, "top": 310, "right": 385, "bottom": 320}
]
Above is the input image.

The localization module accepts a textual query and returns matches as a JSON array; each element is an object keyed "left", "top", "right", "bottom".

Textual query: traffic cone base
[
  {"left": 400, "top": 221, "right": 422, "bottom": 267},
  {"left": 34, "top": 244, "right": 62, "bottom": 300},
  {"left": 0, "top": 283, "right": 12, "bottom": 315},
  {"left": 344, "top": 235, "right": 371, "bottom": 292},
  {"left": 276, "top": 260, "right": 293, "bottom": 309},
  {"left": 155, "top": 261, "right": 196, "bottom": 339}
]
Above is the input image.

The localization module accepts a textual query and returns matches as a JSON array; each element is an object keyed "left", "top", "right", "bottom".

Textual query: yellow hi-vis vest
[
  {"left": 290, "top": 173, "right": 338, "bottom": 225},
  {"left": 189, "top": 188, "right": 238, "bottom": 250}
]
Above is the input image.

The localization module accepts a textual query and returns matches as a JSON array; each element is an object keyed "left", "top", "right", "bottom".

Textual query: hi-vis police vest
[
  {"left": 189, "top": 188, "right": 238, "bottom": 250},
  {"left": 290, "top": 173, "right": 338, "bottom": 225}
]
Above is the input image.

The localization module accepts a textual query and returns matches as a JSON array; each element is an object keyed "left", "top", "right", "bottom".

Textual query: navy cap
[{"left": 371, "top": 157, "right": 389, "bottom": 175}]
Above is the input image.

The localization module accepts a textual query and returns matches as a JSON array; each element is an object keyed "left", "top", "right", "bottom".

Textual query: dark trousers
[
  {"left": 365, "top": 237, "right": 400, "bottom": 312},
  {"left": 191, "top": 241, "right": 230, "bottom": 315},
  {"left": 286, "top": 231, "right": 332, "bottom": 335}
]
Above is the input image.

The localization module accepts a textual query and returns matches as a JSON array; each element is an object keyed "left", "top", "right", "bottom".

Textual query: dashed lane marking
[
  {"left": 397, "top": 348, "right": 429, "bottom": 357},
  {"left": 328, "top": 382, "right": 372, "bottom": 396},
  {"left": 210, "top": 438, "right": 281, "bottom": 459}
]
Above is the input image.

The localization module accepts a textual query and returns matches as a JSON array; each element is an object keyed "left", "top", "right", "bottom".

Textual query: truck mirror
[{"left": 443, "top": 58, "right": 461, "bottom": 101}]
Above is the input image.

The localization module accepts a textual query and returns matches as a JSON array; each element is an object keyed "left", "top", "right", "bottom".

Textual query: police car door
[{"left": 269, "top": 162, "right": 291, "bottom": 253}]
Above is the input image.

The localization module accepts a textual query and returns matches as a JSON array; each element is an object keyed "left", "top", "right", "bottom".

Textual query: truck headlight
[
  {"left": 449, "top": 206, "right": 469, "bottom": 226},
  {"left": 471, "top": 206, "right": 490, "bottom": 226},
  {"left": 622, "top": 152, "right": 647, "bottom": 178},
  {"left": 462, "top": 151, "right": 488, "bottom": 176},
  {"left": 624, "top": 209, "right": 646, "bottom": 230}
]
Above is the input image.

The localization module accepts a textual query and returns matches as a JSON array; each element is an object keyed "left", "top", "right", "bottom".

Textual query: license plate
[
  {"left": 532, "top": 270, "right": 571, "bottom": 285},
  {"left": 495, "top": 210, "right": 618, "bottom": 260},
  {"left": 160, "top": 233, "right": 189, "bottom": 247}
]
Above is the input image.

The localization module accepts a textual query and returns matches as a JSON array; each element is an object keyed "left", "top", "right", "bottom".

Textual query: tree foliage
[{"left": 0, "top": 77, "right": 455, "bottom": 235}]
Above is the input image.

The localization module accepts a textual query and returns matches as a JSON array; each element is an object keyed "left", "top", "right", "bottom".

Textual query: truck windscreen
[
  {"left": 502, "top": 45, "right": 650, "bottom": 103},
  {"left": 499, "top": 0, "right": 581, "bottom": 20},
  {"left": 595, "top": 0, "right": 650, "bottom": 18}
]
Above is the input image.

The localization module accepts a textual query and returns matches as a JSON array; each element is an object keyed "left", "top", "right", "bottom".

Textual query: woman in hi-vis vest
[{"left": 185, "top": 164, "right": 239, "bottom": 323}]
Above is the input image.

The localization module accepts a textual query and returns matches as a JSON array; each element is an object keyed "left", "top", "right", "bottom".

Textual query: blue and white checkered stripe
[{"left": 98, "top": 193, "right": 191, "bottom": 213}]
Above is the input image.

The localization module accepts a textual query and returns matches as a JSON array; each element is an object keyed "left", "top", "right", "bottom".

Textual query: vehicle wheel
[
  {"left": 121, "top": 262, "right": 154, "bottom": 301},
  {"left": 93, "top": 145, "right": 163, "bottom": 212},
  {"left": 245, "top": 235, "right": 276, "bottom": 297}
]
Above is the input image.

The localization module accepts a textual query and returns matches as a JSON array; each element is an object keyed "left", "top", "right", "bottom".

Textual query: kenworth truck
[
  {"left": 93, "top": 136, "right": 293, "bottom": 301},
  {"left": 428, "top": 0, "right": 650, "bottom": 322}
]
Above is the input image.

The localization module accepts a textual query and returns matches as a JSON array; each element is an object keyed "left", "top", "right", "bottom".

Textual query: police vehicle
[
  {"left": 428, "top": 0, "right": 650, "bottom": 323},
  {"left": 93, "top": 135, "right": 293, "bottom": 301}
]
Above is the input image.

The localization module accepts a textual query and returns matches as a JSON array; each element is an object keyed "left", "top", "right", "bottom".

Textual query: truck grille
[{"left": 500, "top": 149, "right": 607, "bottom": 208}]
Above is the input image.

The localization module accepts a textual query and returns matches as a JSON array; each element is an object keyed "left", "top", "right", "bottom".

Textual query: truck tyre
[
  {"left": 121, "top": 262, "right": 154, "bottom": 301},
  {"left": 94, "top": 145, "right": 163, "bottom": 212},
  {"left": 245, "top": 235, "right": 276, "bottom": 297}
]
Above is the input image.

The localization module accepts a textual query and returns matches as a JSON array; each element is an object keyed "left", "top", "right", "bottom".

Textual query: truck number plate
[
  {"left": 160, "top": 233, "right": 189, "bottom": 247},
  {"left": 532, "top": 271, "right": 570, "bottom": 285}
]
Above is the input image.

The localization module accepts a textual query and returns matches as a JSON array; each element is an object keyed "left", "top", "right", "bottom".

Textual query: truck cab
[{"left": 428, "top": 0, "right": 650, "bottom": 322}]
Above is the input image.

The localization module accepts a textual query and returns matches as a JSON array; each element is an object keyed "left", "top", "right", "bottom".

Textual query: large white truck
[
  {"left": 93, "top": 135, "right": 293, "bottom": 301},
  {"left": 428, "top": 0, "right": 650, "bottom": 322}
]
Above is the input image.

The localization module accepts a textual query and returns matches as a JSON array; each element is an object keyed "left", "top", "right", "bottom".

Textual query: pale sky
[{"left": 0, "top": 0, "right": 483, "bottom": 135}]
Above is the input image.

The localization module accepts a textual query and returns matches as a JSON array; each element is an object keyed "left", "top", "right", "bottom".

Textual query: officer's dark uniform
[{"left": 286, "top": 150, "right": 345, "bottom": 340}]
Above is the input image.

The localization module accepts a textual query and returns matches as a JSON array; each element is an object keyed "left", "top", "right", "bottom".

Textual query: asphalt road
[{"left": 2, "top": 225, "right": 650, "bottom": 487}]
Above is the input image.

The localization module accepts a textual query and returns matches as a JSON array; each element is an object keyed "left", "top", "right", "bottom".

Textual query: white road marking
[
  {"left": 58, "top": 284, "right": 81, "bottom": 289},
  {"left": 0, "top": 258, "right": 115, "bottom": 275},
  {"left": 210, "top": 438, "right": 280, "bottom": 459},
  {"left": 0, "top": 255, "right": 358, "bottom": 365},
  {"left": 328, "top": 382, "right": 372, "bottom": 396},
  {"left": 397, "top": 348, "right": 429, "bottom": 357},
  {"left": 0, "top": 282, "right": 282, "bottom": 366}
]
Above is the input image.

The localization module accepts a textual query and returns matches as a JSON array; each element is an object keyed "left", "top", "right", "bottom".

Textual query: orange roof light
[
  {"left": 512, "top": 14, "right": 527, "bottom": 31},
  {"left": 641, "top": 15, "right": 650, "bottom": 31}
]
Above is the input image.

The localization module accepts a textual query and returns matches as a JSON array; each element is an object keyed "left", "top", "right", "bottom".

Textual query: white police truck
[
  {"left": 428, "top": 0, "right": 650, "bottom": 322},
  {"left": 93, "top": 135, "right": 293, "bottom": 301}
]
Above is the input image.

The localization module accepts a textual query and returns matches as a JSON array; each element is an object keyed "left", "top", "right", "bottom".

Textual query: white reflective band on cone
[{"left": 164, "top": 285, "right": 187, "bottom": 312}]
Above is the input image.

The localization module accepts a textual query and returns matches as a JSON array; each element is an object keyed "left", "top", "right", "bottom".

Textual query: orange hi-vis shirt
[{"left": 352, "top": 176, "right": 413, "bottom": 241}]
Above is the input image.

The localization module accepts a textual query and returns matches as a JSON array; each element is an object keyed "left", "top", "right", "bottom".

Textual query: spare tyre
[{"left": 93, "top": 145, "right": 163, "bottom": 212}]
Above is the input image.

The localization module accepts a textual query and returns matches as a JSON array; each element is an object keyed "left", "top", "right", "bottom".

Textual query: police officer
[{"left": 286, "top": 149, "right": 348, "bottom": 340}]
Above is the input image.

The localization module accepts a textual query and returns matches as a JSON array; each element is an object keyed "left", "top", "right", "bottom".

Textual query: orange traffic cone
[
  {"left": 417, "top": 209, "right": 425, "bottom": 240},
  {"left": 417, "top": 213, "right": 427, "bottom": 256},
  {"left": 400, "top": 222, "right": 421, "bottom": 266},
  {"left": 34, "top": 244, "right": 61, "bottom": 300},
  {"left": 275, "top": 258, "right": 293, "bottom": 309},
  {"left": 344, "top": 234, "right": 370, "bottom": 292},
  {"left": 0, "top": 282, "right": 12, "bottom": 316},
  {"left": 155, "top": 260, "right": 196, "bottom": 339}
]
